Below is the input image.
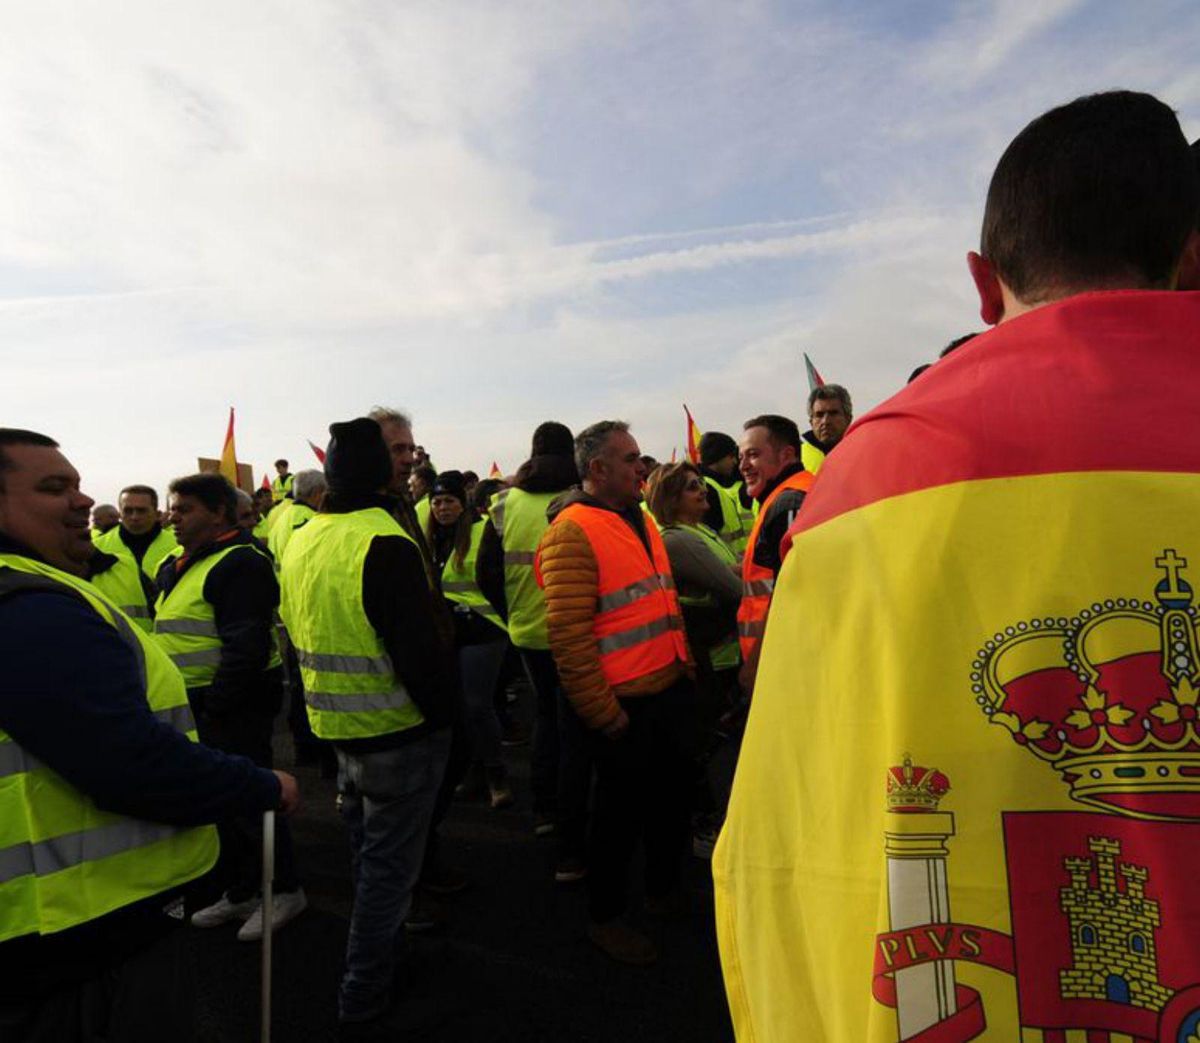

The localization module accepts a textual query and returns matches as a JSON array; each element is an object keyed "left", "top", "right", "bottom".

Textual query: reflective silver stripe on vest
[
  {"left": 155, "top": 618, "right": 219, "bottom": 637},
  {"left": 169, "top": 649, "right": 222, "bottom": 668},
  {"left": 738, "top": 620, "right": 766, "bottom": 638},
  {"left": 596, "top": 573, "right": 676, "bottom": 614},
  {"left": 123, "top": 605, "right": 151, "bottom": 618},
  {"left": 294, "top": 648, "right": 393, "bottom": 676},
  {"left": 503, "top": 550, "right": 535, "bottom": 567},
  {"left": 0, "top": 818, "right": 185, "bottom": 886},
  {"left": 742, "top": 578, "right": 774, "bottom": 597},
  {"left": 305, "top": 688, "right": 411, "bottom": 713},
  {"left": 596, "top": 613, "right": 684, "bottom": 654},
  {"left": 441, "top": 581, "right": 474, "bottom": 593},
  {"left": 154, "top": 703, "right": 196, "bottom": 733}
]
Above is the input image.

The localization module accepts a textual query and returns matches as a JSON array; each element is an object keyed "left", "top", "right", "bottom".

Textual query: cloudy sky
[{"left": 2, "top": 1, "right": 1197, "bottom": 503}]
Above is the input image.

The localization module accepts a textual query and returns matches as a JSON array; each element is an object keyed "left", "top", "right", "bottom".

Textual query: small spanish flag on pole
[
  {"left": 489, "top": 461, "right": 503, "bottom": 479},
  {"left": 684, "top": 405, "right": 702, "bottom": 464},
  {"left": 803, "top": 352, "right": 825, "bottom": 393},
  {"left": 218, "top": 408, "right": 239, "bottom": 486},
  {"left": 307, "top": 439, "right": 327, "bottom": 465},
  {"left": 260, "top": 473, "right": 271, "bottom": 491}
]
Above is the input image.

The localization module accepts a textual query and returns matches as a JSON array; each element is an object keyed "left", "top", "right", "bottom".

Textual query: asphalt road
[{"left": 191, "top": 693, "right": 736, "bottom": 1043}]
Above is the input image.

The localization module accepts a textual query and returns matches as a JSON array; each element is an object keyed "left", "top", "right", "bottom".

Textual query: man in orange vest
[
  {"left": 736, "top": 414, "right": 813, "bottom": 693},
  {"left": 535, "top": 420, "right": 693, "bottom": 967}
]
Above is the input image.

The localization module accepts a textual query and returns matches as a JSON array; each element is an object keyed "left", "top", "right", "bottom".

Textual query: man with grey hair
[
  {"left": 535, "top": 420, "right": 694, "bottom": 966},
  {"left": 801, "top": 383, "right": 853, "bottom": 473}
]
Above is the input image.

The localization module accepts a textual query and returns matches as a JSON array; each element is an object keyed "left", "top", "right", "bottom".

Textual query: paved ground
[{"left": 192, "top": 693, "right": 736, "bottom": 1042}]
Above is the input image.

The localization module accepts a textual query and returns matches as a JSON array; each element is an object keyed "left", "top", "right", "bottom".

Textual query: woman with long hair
[
  {"left": 426, "top": 471, "right": 512, "bottom": 808},
  {"left": 644, "top": 461, "right": 742, "bottom": 856}
]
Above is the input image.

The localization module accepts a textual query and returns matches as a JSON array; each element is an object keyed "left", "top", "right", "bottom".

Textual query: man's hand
[
  {"left": 601, "top": 708, "right": 630, "bottom": 740},
  {"left": 273, "top": 770, "right": 301, "bottom": 814}
]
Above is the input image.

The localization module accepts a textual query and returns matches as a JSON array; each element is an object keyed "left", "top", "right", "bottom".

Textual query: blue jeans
[
  {"left": 459, "top": 638, "right": 507, "bottom": 767},
  {"left": 336, "top": 729, "right": 451, "bottom": 1022}
]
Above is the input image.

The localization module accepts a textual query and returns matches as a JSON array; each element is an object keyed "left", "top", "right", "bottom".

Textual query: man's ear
[
  {"left": 967, "top": 251, "right": 1004, "bottom": 326},
  {"left": 1173, "top": 229, "right": 1200, "bottom": 291}
]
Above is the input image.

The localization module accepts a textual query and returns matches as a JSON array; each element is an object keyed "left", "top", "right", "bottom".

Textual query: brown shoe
[{"left": 587, "top": 920, "right": 657, "bottom": 965}]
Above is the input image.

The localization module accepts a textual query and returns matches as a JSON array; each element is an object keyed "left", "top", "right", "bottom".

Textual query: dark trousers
[
  {"left": 587, "top": 679, "right": 695, "bottom": 923},
  {"left": 191, "top": 686, "right": 300, "bottom": 898},
  {"left": 0, "top": 924, "right": 195, "bottom": 1043},
  {"left": 521, "top": 648, "right": 560, "bottom": 817}
]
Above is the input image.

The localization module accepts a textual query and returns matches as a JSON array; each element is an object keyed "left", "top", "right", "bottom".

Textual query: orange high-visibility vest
[
  {"left": 537, "top": 503, "right": 689, "bottom": 687},
  {"left": 737, "top": 470, "right": 813, "bottom": 661}
]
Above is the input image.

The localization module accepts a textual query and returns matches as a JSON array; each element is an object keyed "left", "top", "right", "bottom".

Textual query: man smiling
[{"left": 0, "top": 429, "right": 295, "bottom": 1041}]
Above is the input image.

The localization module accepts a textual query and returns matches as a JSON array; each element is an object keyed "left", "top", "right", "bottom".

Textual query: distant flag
[
  {"left": 218, "top": 408, "right": 239, "bottom": 485},
  {"left": 684, "top": 404, "right": 703, "bottom": 464},
  {"left": 803, "top": 352, "right": 826, "bottom": 393},
  {"left": 670, "top": 446, "right": 678, "bottom": 463},
  {"left": 489, "top": 461, "right": 503, "bottom": 479},
  {"left": 307, "top": 439, "right": 327, "bottom": 464},
  {"left": 261, "top": 473, "right": 271, "bottom": 491}
]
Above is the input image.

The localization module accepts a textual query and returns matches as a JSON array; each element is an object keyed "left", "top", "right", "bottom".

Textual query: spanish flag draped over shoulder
[{"left": 714, "top": 291, "right": 1200, "bottom": 1042}]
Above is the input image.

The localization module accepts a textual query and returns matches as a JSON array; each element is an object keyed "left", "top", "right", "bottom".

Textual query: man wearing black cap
[
  {"left": 697, "top": 431, "right": 755, "bottom": 559},
  {"left": 279, "top": 418, "right": 455, "bottom": 1027}
]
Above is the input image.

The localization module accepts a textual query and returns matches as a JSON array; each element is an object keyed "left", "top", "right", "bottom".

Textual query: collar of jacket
[{"left": 756, "top": 461, "right": 805, "bottom": 505}]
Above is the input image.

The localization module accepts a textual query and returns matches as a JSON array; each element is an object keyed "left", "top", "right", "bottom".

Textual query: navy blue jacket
[{"left": 0, "top": 533, "right": 281, "bottom": 996}]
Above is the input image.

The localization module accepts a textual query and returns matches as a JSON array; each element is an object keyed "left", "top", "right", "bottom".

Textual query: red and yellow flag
[
  {"left": 307, "top": 439, "right": 327, "bottom": 465},
  {"left": 260, "top": 473, "right": 270, "bottom": 491},
  {"left": 715, "top": 292, "right": 1200, "bottom": 1042},
  {"left": 684, "top": 404, "right": 702, "bottom": 464},
  {"left": 489, "top": 461, "right": 503, "bottom": 480},
  {"left": 218, "top": 407, "right": 238, "bottom": 486}
]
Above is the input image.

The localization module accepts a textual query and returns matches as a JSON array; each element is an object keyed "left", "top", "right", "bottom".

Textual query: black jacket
[
  {"left": 751, "top": 463, "right": 809, "bottom": 577},
  {"left": 155, "top": 529, "right": 281, "bottom": 718}
]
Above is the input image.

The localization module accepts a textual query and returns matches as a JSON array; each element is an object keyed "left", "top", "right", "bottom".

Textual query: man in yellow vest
[
  {"left": 697, "top": 431, "right": 755, "bottom": 557},
  {"left": 736, "top": 414, "right": 812, "bottom": 694},
  {"left": 477, "top": 421, "right": 588, "bottom": 854},
  {"left": 536, "top": 420, "right": 694, "bottom": 966},
  {"left": 271, "top": 459, "right": 294, "bottom": 503},
  {"left": 155, "top": 473, "right": 307, "bottom": 941},
  {"left": 93, "top": 482, "right": 179, "bottom": 579},
  {"left": 280, "top": 418, "right": 455, "bottom": 1027},
  {"left": 800, "top": 384, "right": 853, "bottom": 474},
  {"left": 0, "top": 428, "right": 297, "bottom": 1040},
  {"left": 89, "top": 501, "right": 119, "bottom": 538}
]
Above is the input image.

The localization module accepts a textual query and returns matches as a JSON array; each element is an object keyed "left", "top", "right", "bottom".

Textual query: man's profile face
[
  {"left": 739, "top": 426, "right": 793, "bottom": 500},
  {"left": 120, "top": 491, "right": 158, "bottom": 535},
  {"left": 378, "top": 421, "right": 415, "bottom": 495},
  {"left": 0, "top": 445, "right": 95, "bottom": 575},
  {"left": 168, "top": 493, "right": 229, "bottom": 553},
  {"left": 91, "top": 504, "right": 120, "bottom": 533},
  {"left": 590, "top": 430, "right": 644, "bottom": 509},
  {"left": 810, "top": 396, "right": 850, "bottom": 446}
]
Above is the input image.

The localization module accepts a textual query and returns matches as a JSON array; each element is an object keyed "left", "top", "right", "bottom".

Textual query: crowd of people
[{"left": 1, "top": 88, "right": 1198, "bottom": 1043}]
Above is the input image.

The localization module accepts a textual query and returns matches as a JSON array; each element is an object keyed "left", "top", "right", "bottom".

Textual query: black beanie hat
[
  {"left": 530, "top": 421, "right": 574, "bottom": 459},
  {"left": 430, "top": 470, "right": 468, "bottom": 506},
  {"left": 324, "top": 418, "right": 392, "bottom": 495},
  {"left": 699, "top": 431, "right": 739, "bottom": 468}
]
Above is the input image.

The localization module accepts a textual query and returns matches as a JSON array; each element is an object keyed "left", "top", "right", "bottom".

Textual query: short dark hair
[
  {"left": 940, "top": 333, "right": 978, "bottom": 359},
  {"left": 168, "top": 473, "right": 237, "bottom": 523},
  {"left": 743, "top": 414, "right": 801, "bottom": 454},
  {"left": 472, "top": 478, "right": 505, "bottom": 513},
  {"left": 275, "top": 459, "right": 288, "bottom": 468},
  {"left": 120, "top": 484, "right": 159, "bottom": 507},
  {"left": 0, "top": 428, "right": 58, "bottom": 493},
  {"left": 412, "top": 465, "right": 436, "bottom": 486},
  {"left": 981, "top": 91, "right": 1199, "bottom": 301},
  {"left": 807, "top": 384, "right": 852, "bottom": 420}
]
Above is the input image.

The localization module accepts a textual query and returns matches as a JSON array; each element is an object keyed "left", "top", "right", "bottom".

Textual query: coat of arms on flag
[{"left": 875, "top": 550, "right": 1200, "bottom": 1042}]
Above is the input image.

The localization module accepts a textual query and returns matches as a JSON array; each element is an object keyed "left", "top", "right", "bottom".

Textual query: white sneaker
[
  {"left": 236, "top": 888, "right": 308, "bottom": 942},
  {"left": 191, "top": 893, "right": 259, "bottom": 929}
]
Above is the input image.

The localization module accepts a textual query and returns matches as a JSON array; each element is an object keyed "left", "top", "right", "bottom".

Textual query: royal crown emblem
[
  {"left": 973, "top": 550, "right": 1200, "bottom": 821},
  {"left": 886, "top": 755, "right": 950, "bottom": 813}
]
